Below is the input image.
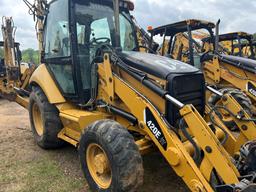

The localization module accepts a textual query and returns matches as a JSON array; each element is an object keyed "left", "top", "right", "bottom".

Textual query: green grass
[{"left": 0, "top": 157, "right": 86, "bottom": 192}]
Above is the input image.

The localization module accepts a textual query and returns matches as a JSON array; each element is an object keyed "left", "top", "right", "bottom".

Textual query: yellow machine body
[{"left": 2, "top": 2, "right": 256, "bottom": 192}]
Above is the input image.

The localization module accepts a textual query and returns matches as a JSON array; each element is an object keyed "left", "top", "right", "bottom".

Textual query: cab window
[{"left": 43, "top": 0, "right": 75, "bottom": 95}]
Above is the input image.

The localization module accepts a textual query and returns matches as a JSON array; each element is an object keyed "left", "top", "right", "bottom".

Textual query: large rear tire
[
  {"left": 29, "top": 86, "right": 65, "bottom": 149},
  {"left": 78, "top": 120, "right": 144, "bottom": 192}
]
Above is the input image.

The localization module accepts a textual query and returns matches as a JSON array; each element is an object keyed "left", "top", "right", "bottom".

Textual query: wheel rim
[
  {"left": 32, "top": 103, "right": 44, "bottom": 136},
  {"left": 86, "top": 143, "right": 112, "bottom": 189}
]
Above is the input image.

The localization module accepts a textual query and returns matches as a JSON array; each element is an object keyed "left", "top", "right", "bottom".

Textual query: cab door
[{"left": 43, "top": 0, "right": 79, "bottom": 102}]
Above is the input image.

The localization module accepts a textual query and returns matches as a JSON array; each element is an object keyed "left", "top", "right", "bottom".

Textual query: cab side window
[
  {"left": 43, "top": 0, "right": 75, "bottom": 95},
  {"left": 44, "top": 1, "right": 70, "bottom": 58}
]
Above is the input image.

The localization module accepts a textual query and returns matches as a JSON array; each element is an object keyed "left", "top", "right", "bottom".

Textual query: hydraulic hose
[
  {"left": 213, "top": 105, "right": 256, "bottom": 123},
  {"left": 208, "top": 106, "right": 229, "bottom": 145},
  {"left": 179, "top": 118, "right": 201, "bottom": 166}
]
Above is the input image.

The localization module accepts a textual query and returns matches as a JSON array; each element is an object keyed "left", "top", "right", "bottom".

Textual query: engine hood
[
  {"left": 220, "top": 54, "right": 256, "bottom": 74},
  {"left": 119, "top": 51, "right": 200, "bottom": 79}
]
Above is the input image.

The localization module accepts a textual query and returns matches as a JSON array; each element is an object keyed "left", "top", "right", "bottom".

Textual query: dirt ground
[{"left": 0, "top": 99, "right": 188, "bottom": 192}]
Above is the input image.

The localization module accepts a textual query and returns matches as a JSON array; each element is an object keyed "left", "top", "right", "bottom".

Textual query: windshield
[
  {"left": 75, "top": 1, "right": 137, "bottom": 51},
  {"left": 74, "top": 1, "right": 137, "bottom": 90}
]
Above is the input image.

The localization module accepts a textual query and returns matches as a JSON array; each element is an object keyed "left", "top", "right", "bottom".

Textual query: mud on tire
[
  {"left": 78, "top": 119, "right": 144, "bottom": 192},
  {"left": 29, "top": 86, "right": 65, "bottom": 149}
]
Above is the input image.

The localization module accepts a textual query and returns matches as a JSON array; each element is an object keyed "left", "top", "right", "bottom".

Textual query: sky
[{"left": 0, "top": 0, "right": 255, "bottom": 50}]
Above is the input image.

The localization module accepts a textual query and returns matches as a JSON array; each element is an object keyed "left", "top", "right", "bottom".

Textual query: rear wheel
[
  {"left": 78, "top": 120, "right": 144, "bottom": 192},
  {"left": 29, "top": 86, "right": 65, "bottom": 149}
]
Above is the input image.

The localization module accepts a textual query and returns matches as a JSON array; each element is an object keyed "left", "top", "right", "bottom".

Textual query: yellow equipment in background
[
  {"left": 147, "top": 19, "right": 256, "bottom": 157},
  {"left": 202, "top": 32, "right": 256, "bottom": 59},
  {"left": 0, "top": 17, "right": 22, "bottom": 99},
  {"left": 1, "top": 1, "right": 256, "bottom": 192},
  {"left": 148, "top": 19, "right": 256, "bottom": 107},
  {"left": 0, "top": 17, "right": 34, "bottom": 106}
]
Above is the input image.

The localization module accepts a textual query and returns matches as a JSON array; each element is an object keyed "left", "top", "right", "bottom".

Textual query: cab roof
[
  {"left": 202, "top": 32, "right": 253, "bottom": 43},
  {"left": 148, "top": 19, "right": 215, "bottom": 36}
]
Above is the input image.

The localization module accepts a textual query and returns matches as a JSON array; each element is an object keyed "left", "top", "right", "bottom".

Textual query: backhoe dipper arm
[
  {"left": 1, "top": 17, "right": 16, "bottom": 67},
  {"left": 23, "top": 0, "right": 48, "bottom": 62}
]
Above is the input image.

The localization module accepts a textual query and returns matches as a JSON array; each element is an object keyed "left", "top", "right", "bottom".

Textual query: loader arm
[{"left": 97, "top": 52, "right": 256, "bottom": 191}]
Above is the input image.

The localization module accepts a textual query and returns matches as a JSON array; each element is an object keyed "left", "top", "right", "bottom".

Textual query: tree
[{"left": 21, "top": 49, "right": 39, "bottom": 65}]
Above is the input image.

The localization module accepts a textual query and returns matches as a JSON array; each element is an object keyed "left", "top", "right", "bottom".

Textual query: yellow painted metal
[
  {"left": 21, "top": 65, "right": 36, "bottom": 89},
  {"left": 103, "top": 54, "right": 115, "bottom": 103},
  {"left": 32, "top": 102, "right": 43, "bottom": 136},
  {"left": 15, "top": 95, "right": 29, "bottom": 109},
  {"left": 204, "top": 56, "right": 256, "bottom": 103},
  {"left": 112, "top": 72, "right": 245, "bottom": 191},
  {"left": 135, "top": 138, "right": 154, "bottom": 155},
  {"left": 57, "top": 128, "right": 78, "bottom": 147},
  {"left": 221, "top": 94, "right": 256, "bottom": 153},
  {"left": 180, "top": 105, "right": 239, "bottom": 183},
  {"left": 205, "top": 105, "right": 238, "bottom": 155},
  {"left": 59, "top": 108, "right": 110, "bottom": 141},
  {"left": 7, "top": 2, "right": 254, "bottom": 189},
  {"left": 29, "top": 64, "right": 66, "bottom": 104},
  {"left": 86, "top": 143, "right": 112, "bottom": 189}
]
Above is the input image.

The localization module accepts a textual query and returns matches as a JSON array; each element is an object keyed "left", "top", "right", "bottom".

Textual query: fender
[{"left": 29, "top": 64, "right": 65, "bottom": 104}]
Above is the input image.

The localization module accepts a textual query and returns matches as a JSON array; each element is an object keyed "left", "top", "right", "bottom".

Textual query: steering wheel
[{"left": 90, "top": 37, "right": 111, "bottom": 46}]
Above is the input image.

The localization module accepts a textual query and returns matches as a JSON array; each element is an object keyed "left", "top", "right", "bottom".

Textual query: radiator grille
[{"left": 166, "top": 73, "right": 205, "bottom": 126}]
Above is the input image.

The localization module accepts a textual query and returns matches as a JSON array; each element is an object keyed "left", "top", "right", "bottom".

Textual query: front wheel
[{"left": 78, "top": 120, "right": 144, "bottom": 192}]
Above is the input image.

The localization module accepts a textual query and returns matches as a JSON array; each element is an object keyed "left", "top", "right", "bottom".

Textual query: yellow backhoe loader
[
  {"left": 147, "top": 19, "right": 256, "bottom": 155},
  {"left": 2, "top": 1, "right": 256, "bottom": 192},
  {"left": 202, "top": 32, "right": 256, "bottom": 59},
  {"left": 238, "top": 41, "right": 256, "bottom": 58},
  {"left": 147, "top": 19, "right": 256, "bottom": 110},
  {"left": 0, "top": 16, "right": 33, "bottom": 104}
]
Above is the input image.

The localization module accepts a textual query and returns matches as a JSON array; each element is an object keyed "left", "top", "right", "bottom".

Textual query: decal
[
  {"left": 144, "top": 108, "right": 167, "bottom": 150},
  {"left": 247, "top": 82, "right": 256, "bottom": 98},
  {"left": 122, "top": 51, "right": 199, "bottom": 73}
]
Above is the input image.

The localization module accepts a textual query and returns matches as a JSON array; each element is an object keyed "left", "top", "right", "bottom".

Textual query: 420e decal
[{"left": 144, "top": 108, "right": 167, "bottom": 150}]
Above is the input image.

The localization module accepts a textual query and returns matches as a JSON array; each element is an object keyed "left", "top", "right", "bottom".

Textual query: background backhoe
[
  {"left": 0, "top": 16, "right": 33, "bottom": 106},
  {"left": 202, "top": 31, "right": 256, "bottom": 59},
  {"left": 145, "top": 19, "right": 256, "bottom": 160},
  {"left": 147, "top": 19, "right": 256, "bottom": 115}
]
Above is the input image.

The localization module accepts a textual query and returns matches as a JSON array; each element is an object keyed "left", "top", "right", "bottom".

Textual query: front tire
[
  {"left": 78, "top": 120, "right": 144, "bottom": 192},
  {"left": 29, "top": 86, "right": 65, "bottom": 149}
]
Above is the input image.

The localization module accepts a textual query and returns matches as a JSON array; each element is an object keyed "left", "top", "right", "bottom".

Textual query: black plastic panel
[{"left": 166, "top": 72, "right": 205, "bottom": 126}]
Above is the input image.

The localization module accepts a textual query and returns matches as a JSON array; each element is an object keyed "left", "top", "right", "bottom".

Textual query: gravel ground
[{"left": 0, "top": 99, "right": 188, "bottom": 192}]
